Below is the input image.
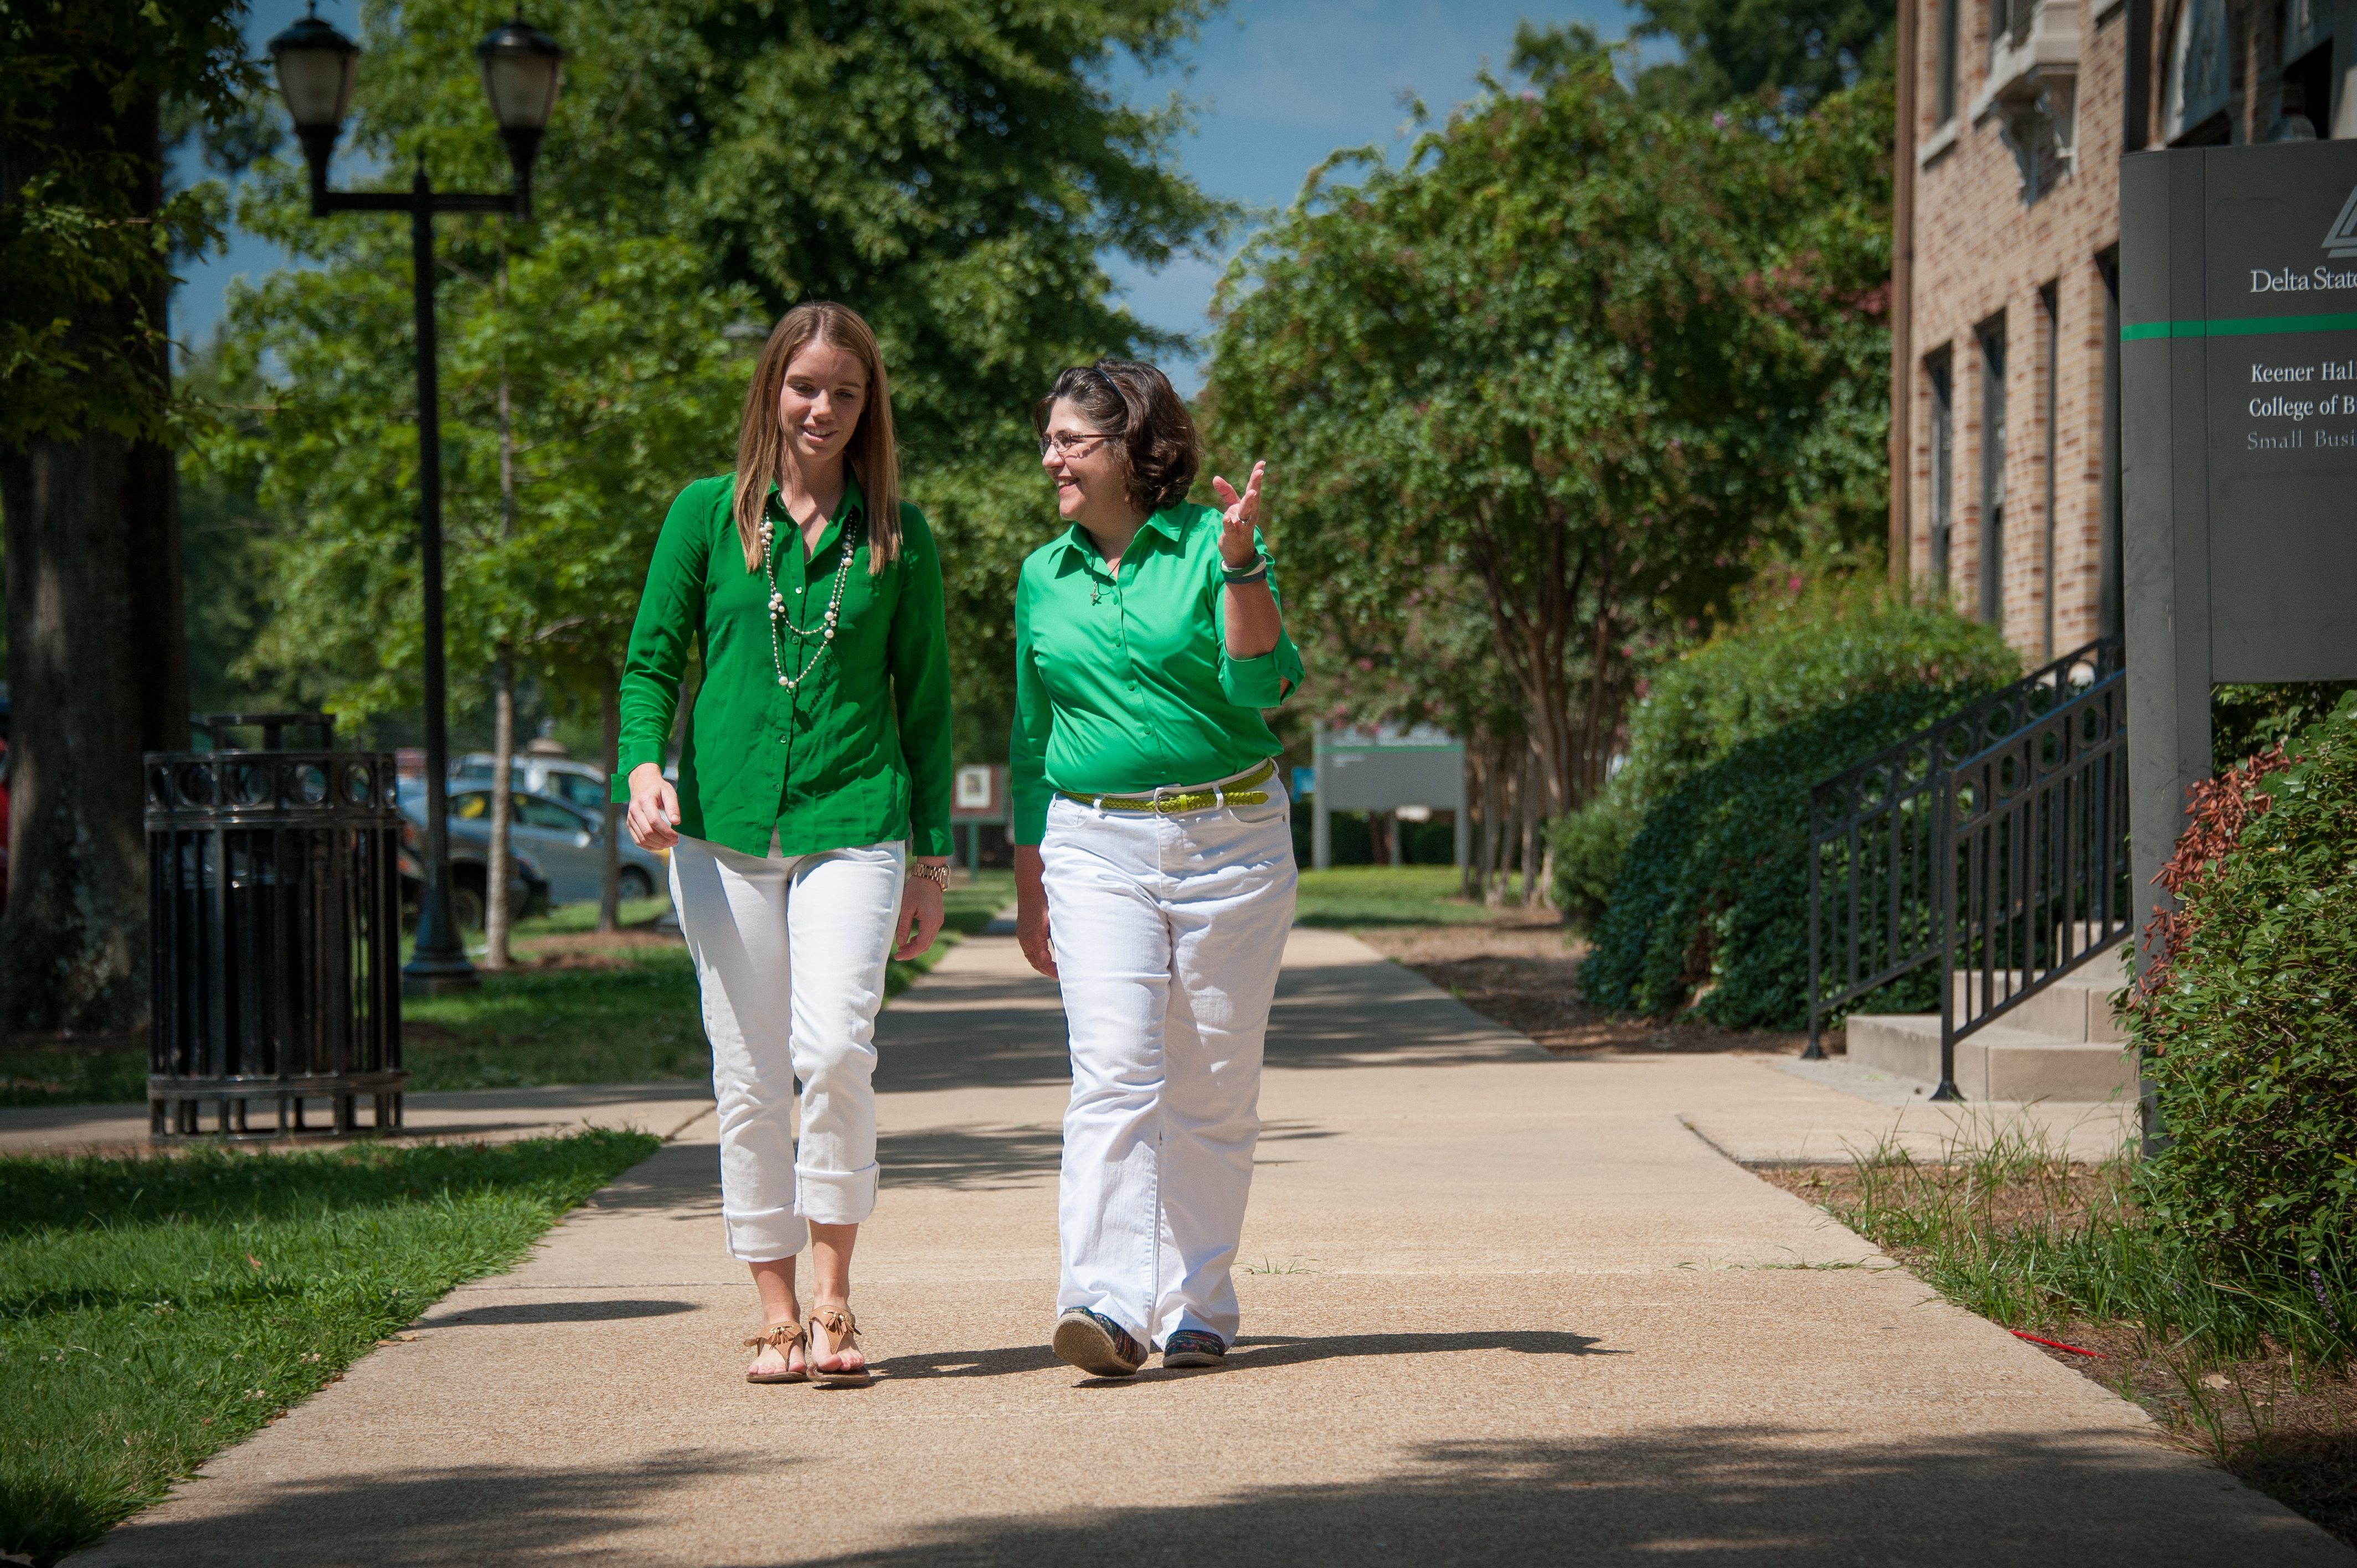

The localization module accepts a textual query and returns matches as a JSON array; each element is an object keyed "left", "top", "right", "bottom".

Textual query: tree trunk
[
  {"left": 482, "top": 362, "right": 518, "bottom": 968},
  {"left": 1486, "top": 746, "right": 1512, "bottom": 908},
  {"left": 1461, "top": 745, "right": 1480, "bottom": 891},
  {"left": 0, "top": 85, "right": 190, "bottom": 1036},
  {"left": 596, "top": 669, "right": 622, "bottom": 933},
  {"left": 1473, "top": 735, "right": 1499, "bottom": 902},
  {"left": 484, "top": 647, "right": 516, "bottom": 968},
  {"left": 1520, "top": 747, "right": 1542, "bottom": 910}
]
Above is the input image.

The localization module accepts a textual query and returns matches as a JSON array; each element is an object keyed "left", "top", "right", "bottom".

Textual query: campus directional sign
[{"left": 2120, "top": 141, "right": 2357, "bottom": 1115}]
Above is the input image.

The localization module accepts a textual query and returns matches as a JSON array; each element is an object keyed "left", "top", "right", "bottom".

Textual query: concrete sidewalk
[{"left": 71, "top": 929, "right": 2349, "bottom": 1565}]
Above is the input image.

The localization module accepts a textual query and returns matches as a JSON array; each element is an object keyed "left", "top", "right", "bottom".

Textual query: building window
[
  {"left": 2278, "top": 0, "right": 2335, "bottom": 144},
  {"left": 2164, "top": 0, "right": 2233, "bottom": 143},
  {"left": 1989, "top": 0, "right": 2019, "bottom": 61},
  {"left": 1929, "top": 349, "right": 1955, "bottom": 589},
  {"left": 2039, "top": 281, "right": 2060, "bottom": 658},
  {"left": 1978, "top": 317, "right": 2008, "bottom": 631},
  {"left": 1938, "top": 0, "right": 1961, "bottom": 123}
]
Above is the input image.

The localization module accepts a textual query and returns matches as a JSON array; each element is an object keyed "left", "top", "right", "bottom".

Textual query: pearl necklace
[{"left": 758, "top": 508, "right": 858, "bottom": 690}]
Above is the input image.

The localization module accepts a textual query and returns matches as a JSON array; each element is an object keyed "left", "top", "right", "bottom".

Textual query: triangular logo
[{"left": 2326, "top": 181, "right": 2357, "bottom": 259}]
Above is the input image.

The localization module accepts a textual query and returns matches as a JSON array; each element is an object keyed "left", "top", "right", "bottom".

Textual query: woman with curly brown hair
[{"left": 1010, "top": 359, "right": 1303, "bottom": 1378}]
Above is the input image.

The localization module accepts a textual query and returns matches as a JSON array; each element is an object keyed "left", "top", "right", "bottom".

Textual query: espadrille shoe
[
  {"left": 1052, "top": 1308, "right": 1145, "bottom": 1377},
  {"left": 1160, "top": 1329, "right": 1227, "bottom": 1369}
]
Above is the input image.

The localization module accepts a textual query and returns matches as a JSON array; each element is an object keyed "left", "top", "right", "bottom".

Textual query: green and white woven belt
[{"left": 1059, "top": 759, "right": 1278, "bottom": 814}]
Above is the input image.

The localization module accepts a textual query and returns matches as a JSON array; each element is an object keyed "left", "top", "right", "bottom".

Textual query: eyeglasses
[{"left": 1039, "top": 431, "right": 1111, "bottom": 459}]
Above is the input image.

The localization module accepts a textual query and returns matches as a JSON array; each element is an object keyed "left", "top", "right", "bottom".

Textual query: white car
[{"left": 452, "top": 753, "right": 614, "bottom": 817}]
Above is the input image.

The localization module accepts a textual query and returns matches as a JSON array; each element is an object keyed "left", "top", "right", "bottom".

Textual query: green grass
[
  {"left": 3, "top": 876, "right": 1019, "bottom": 1106},
  {"left": 1293, "top": 865, "right": 1532, "bottom": 928},
  {"left": 1798, "top": 1121, "right": 2355, "bottom": 1394},
  {"left": 0, "top": 1129, "right": 660, "bottom": 1564}
]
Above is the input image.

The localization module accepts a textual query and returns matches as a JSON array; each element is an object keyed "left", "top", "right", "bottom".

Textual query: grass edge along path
[
  {"left": 1761, "top": 1122, "right": 2357, "bottom": 1548},
  {"left": 1293, "top": 864, "right": 1532, "bottom": 929},
  {"left": 0, "top": 1128, "right": 662, "bottom": 1565},
  {"left": 1, "top": 875, "right": 1018, "bottom": 1106}
]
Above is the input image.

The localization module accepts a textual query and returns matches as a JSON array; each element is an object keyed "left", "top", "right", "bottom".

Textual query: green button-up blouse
[
  {"left": 617, "top": 473, "right": 953, "bottom": 859},
  {"left": 1011, "top": 502, "right": 1304, "bottom": 844}
]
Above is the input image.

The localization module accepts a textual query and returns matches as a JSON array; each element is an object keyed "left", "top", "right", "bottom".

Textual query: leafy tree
[
  {"left": 210, "top": 213, "right": 756, "bottom": 947},
  {"left": 1203, "top": 55, "right": 1892, "bottom": 831},
  {"left": 1, "top": 0, "right": 254, "bottom": 1033},
  {"left": 1607, "top": 0, "right": 1897, "bottom": 115},
  {"left": 220, "top": 0, "right": 1232, "bottom": 792}
]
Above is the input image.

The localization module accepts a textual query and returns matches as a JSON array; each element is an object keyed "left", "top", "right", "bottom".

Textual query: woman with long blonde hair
[{"left": 618, "top": 301, "right": 952, "bottom": 1386}]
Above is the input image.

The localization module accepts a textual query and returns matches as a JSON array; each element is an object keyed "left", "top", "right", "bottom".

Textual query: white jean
[
  {"left": 669, "top": 833, "right": 905, "bottom": 1261},
  {"left": 1042, "top": 785, "right": 1297, "bottom": 1349}
]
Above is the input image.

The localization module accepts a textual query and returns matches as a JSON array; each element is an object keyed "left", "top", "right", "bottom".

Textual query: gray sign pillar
[{"left": 2120, "top": 141, "right": 2357, "bottom": 1139}]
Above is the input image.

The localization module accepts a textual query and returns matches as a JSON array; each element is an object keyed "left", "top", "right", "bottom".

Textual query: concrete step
[
  {"left": 1846, "top": 1012, "right": 2136, "bottom": 1103},
  {"left": 1948, "top": 943, "right": 2134, "bottom": 1044}
]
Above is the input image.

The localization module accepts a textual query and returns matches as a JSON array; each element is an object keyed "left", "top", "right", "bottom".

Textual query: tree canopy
[
  {"left": 2, "top": 0, "right": 254, "bottom": 448},
  {"left": 1202, "top": 54, "right": 1893, "bottom": 817},
  {"left": 218, "top": 0, "right": 1232, "bottom": 751}
]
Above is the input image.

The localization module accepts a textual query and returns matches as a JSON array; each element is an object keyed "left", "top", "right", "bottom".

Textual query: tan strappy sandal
[
  {"left": 743, "top": 1320, "right": 809, "bottom": 1384},
  {"left": 805, "top": 1301, "right": 873, "bottom": 1387}
]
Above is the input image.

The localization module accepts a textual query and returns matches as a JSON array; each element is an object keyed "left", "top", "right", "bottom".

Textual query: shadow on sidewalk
[
  {"left": 426, "top": 1298, "right": 700, "bottom": 1327},
  {"left": 1225, "top": 1329, "right": 1621, "bottom": 1369},
  {"left": 75, "top": 1427, "right": 2324, "bottom": 1566},
  {"left": 873, "top": 958, "right": 1551, "bottom": 1099},
  {"left": 876, "top": 1124, "right": 1062, "bottom": 1190}
]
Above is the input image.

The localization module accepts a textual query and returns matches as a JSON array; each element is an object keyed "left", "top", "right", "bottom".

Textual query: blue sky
[{"left": 175, "top": 0, "right": 1645, "bottom": 390}]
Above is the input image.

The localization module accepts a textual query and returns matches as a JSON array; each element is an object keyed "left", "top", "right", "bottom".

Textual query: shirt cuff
[
  {"left": 613, "top": 747, "right": 664, "bottom": 801},
  {"left": 1218, "top": 649, "right": 1289, "bottom": 708}
]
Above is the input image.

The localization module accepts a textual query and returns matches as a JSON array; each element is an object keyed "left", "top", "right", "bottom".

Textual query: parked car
[
  {"left": 394, "top": 781, "right": 551, "bottom": 930},
  {"left": 452, "top": 752, "right": 613, "bottom": 817},
  {"left": 439, "top": 786, "right": 666, "bottom": 907}
]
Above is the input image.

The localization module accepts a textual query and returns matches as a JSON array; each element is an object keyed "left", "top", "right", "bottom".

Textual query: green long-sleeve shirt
[
  {"left": 1011, "top": 502, "right": 1303, "bottom": 844},
  {"left": 617, "top": 473, "right": 953, "bottom": 859}
]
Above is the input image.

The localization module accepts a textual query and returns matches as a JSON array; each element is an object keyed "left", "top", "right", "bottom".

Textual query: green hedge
[
  {"left": 2130, "top": 693, "right": 2357, "bottom": 1275},
  {"left": 1553, "top": 586, "right": 2017, "bottom": 935},
  {"left": 1614, "top": 584, "right": 2022, "bottom": 809},
  {"left": 1578, "top": 688, "right": 1983, "bottom": 1028}
]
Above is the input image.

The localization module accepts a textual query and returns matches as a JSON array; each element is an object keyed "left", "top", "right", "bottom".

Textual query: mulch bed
[{"left": 1356, "top": 924, "right": 1818, "bottom": 1057}]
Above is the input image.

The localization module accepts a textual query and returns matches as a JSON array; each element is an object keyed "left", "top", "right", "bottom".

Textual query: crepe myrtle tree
[{"left": 1203, "top": 47, "right": 1892, "bottom": 828}]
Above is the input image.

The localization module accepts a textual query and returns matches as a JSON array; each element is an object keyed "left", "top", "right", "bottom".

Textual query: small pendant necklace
[{"left": 759, "top": 506, "right": 858, "bottom": 690}]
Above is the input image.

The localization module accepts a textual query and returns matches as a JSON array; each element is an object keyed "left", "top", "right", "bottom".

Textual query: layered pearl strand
[{"left": 758, "top": 508, "right": 858, "bottom": 690}]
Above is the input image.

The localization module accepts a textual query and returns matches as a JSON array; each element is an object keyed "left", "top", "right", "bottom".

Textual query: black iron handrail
[
  {"left": 1938, "top": 671, "right": 2131, "bottom": 1096},
  {"left": 1807, "top": 635, "right": 2123, "bottom": 1064}
]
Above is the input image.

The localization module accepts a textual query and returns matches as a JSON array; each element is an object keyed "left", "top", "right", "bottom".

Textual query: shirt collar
[
  {"left": 768, "top": 476, "right": 865, "bottom": 562},
  {"left": 1057, "top": 503, "right": 1189, "bottom": 568}
]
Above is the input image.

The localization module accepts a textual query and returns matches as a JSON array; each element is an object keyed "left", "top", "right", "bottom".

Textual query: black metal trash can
[{"left": 147, "top": 714, "right": 407, "bottom": 1139}]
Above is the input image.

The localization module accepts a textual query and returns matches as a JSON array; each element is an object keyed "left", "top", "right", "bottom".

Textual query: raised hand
[{"left": 1210, "top": 461, "right": 1265, "bottom": 569}]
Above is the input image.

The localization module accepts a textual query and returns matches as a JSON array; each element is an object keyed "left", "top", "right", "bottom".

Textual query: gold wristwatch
[{"left": 909, "top": 862, "right": 951, "bottom": 892}]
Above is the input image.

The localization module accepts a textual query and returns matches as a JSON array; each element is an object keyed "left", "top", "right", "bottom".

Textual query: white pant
[
  {"left": 1042, "top": 787, "right": 1297, "bottom": 1348},
  {"left": 669, "top": 834, "right": 905, "bottom": 1261}
]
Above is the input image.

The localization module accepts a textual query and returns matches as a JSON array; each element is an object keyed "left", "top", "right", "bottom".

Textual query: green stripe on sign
[{"left": 2122, "top": 311, "right": 2357, "bottom": 339}]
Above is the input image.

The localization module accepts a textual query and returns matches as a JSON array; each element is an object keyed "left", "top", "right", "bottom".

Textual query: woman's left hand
[
  {"left": 1211, "top": 461, "right": 1265, "bottom": 569},
  {"left": 895, "top": 866, "right": 947, "bottom": 960}
]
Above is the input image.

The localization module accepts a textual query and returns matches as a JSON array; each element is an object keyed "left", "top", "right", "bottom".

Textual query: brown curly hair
[{"left": 1035, "top": 359, "right": 1200, "bottom": 513}]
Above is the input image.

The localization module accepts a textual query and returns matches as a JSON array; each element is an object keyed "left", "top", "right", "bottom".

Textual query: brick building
[{"left": 1900, "top": 0, "right": 2356, "bottom": 656}]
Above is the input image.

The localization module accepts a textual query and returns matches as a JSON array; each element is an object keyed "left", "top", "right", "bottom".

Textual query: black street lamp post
[{"left": 268, "top": 7, "right": 563, "bottom": 995}]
